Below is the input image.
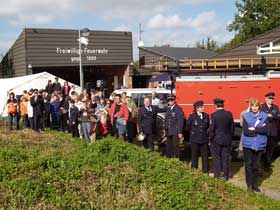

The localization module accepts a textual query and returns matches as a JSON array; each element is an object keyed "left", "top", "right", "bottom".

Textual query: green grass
[{"left": 0, "top": 128, "right": 280, "bottom": 210}]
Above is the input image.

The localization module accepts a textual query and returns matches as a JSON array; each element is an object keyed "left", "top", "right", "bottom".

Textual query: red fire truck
[
  {"left": 175, "top": 70, "right": 280, "bottom": 122},
  {"left": 175, "top": 70, "right": 280, "bottom": 155}
]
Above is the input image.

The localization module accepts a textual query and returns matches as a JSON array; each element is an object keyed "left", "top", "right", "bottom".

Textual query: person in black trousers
[
  {"left": 60, "top": 96, "right": 70, "bottom": 132},
  {"left": 69, "top": 99, "right": 79, "bottom": 137},
  {"left": 186, "top": 100, "right": 209, "bottom": 173},
  {"left": 209, "top": 98, "right": 234, "bottom": 180},
  {"left": 242, "top": 98, "right": 269, "bottom": 193},
  {"left": 30, "top": 89, "right": 44, "bottom": 131},
  {"left": 164, "top": 94, "right": 185, "bottom": 158},
  {"left": 260, "top": 92, "right": 280, "bottom": 172},
  {"left": 138, "top": 97, "right": 164, "bottom": 150},
  {"left": 42, "top": 89, "right": 51, "bottom": 128}
]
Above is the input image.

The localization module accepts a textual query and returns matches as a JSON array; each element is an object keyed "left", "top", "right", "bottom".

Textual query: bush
[{"left": 0, "top": 130, "right": 280, "bottom": 209}]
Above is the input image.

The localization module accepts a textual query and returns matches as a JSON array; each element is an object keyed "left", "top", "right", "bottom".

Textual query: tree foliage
[
  {"left": 227, "top": 0, "right": 280, "bottom": 46},
  {"left": 195, "top": 37, "right": 221, "bottom": 52},
  {"left": 153, "top": 44, "right": 172, "bottom": 48}
]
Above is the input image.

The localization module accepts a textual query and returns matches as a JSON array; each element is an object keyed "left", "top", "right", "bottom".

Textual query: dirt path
[{"left": 228, "top": 178, "right": 280, "bottom": 200}]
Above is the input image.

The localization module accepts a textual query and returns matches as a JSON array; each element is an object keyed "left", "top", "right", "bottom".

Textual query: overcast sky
[{"left": 0, "top": 0, "right": 236, "bottom": 60}]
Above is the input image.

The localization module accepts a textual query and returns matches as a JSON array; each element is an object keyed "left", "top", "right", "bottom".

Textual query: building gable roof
[
  {"left": 214, "top": 25, "right": 280, "bottom": 58},
  {"left": 139, "top": 47, "right": 218, "bottom": 60}
]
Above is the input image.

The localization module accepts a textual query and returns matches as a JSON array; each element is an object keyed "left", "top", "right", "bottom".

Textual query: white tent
[{"left": 0, "top": 72, "right": 81, "bottom": 117}]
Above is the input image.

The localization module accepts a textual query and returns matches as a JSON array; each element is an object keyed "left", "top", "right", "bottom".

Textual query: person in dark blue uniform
[
  {"left": 164, "top": 94, "right": 185, "bottom": 158},
  {"left": 209, "top": 98, "right": 234, "bottom": 180},
  {"left": 186, "top": 100, "right": 209, "bottom": 173},
  {"left": 260, "top": 92, "right": 280, "bottom": 171},
  {"left": 138, "top": 97, "right": 164, "bottom": 150}
]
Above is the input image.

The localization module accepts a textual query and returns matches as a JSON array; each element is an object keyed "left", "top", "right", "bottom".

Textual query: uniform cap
[
  {"left": 213, "top": 98, "right": 224, "bottom": 105},
  {"left": 167, "top": 94, "right": 176, "bottom": 100},
  {"left": 193, "top": 100, "right": 204, "bottom": 108},
  {"left": 126, "top": 92, "right": 132, "bottom": 97},
  {"left": 265, "top": 92, "right": 275, "bottom": 99}
]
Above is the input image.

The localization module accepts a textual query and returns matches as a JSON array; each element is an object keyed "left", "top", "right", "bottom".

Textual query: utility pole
[
  {"left": 139, "top": 23, "right": 144, "bottom": 42},
  {"left": 138, "top": 23, "right": 145, "bottom": 47}
]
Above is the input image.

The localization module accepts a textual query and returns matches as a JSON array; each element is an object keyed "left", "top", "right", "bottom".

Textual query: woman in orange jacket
[
  {"left": 20, "top": 96, "right": 29, "bottom": 128},
  {"left": 6, "top": 92, "right": 19, "bottom": 130}
]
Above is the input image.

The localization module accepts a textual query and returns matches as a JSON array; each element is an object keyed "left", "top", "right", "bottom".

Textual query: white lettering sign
[{"left": 56, "top": 47, "right": 109, "bottom": 62}]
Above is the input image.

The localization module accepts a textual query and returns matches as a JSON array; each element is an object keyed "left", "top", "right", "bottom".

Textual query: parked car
[{"left": 113, "top": 88, "right": 172, "bottom": 107}]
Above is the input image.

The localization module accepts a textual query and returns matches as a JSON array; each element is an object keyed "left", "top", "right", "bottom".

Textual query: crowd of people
[{"left": 5, "top": 77, "right": 280, "bottom": 193}]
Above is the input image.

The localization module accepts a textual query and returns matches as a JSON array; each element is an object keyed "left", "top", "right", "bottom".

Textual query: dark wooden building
[
  {"left": 1, "top": 28, "right": 133, "bottom": 93},
  {"left": 133, "top": 46, "right": 217, "bottom": 87},
  {"left": 139, "top": 46, "right": 218, "bottom": 66}
]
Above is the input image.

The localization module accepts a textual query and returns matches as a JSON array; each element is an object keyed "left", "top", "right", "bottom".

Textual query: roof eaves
[
  {"left": 213, "top": 25, "right": 280, "bottom": 58},
  {"left": 139, "top": 47, "right": 178, "bottom": 61}
]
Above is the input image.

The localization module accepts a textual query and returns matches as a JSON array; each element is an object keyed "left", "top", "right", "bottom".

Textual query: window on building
[{"left": 257, "top": 38, "right": 280, "bottom": 55}]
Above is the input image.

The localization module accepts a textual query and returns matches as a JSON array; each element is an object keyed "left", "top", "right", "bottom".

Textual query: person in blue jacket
[{"left": 242, "top": 98, "right": 269, "bottom": 193}]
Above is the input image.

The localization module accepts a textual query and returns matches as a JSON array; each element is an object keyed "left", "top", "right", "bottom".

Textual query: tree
[
  {"left": 195, "top": 37, "right": 221, "bottom": 52},
  {"left": 153, "top": 44, "right": 172, "bottom": 47},
  {"left": 228, "top": 0, "right": 280, "bottom": 45}
]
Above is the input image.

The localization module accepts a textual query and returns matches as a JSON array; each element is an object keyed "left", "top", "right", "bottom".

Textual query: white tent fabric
[{"left": 0, "top": 72, "right": 81, "bottom": 117}]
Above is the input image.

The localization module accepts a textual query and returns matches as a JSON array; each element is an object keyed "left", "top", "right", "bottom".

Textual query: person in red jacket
[
  {"left": 62, "top": 81, "right": 71, "bottom": 97},
  {"left": 109, "top": 94, "right": 129, "bottom": 140}
]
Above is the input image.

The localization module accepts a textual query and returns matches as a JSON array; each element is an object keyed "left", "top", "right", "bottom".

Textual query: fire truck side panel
[{"left": 176, "top": 74, "right": 280, "bottom": 122}]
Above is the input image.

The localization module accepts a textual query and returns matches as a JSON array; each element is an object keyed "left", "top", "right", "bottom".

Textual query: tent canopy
[{"left": 0, "top": 72, "right": 81, "bottom": 117}]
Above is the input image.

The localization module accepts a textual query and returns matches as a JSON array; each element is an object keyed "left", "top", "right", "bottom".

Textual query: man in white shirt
[{"left": 152, "top": 91, "right": 160, "bottom": 106}]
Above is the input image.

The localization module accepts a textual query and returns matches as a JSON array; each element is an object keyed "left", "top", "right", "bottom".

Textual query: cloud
[
  {"left": 0, "top": 0, "right": 231, "bottom": 60},
  {"left": 141, "top": 11, "right": 233, "bottom": 50},
  {"left": 0, "top": 0, "right": 222, "bottom": 25},
  {"left": 146, "top": 11, "right": 220, "bottom": 34},
  {"left": 0, "top": 0, "right": 78, "bottom": 25},
  {"left": 147, "top": 14, "right": 187, "bottom": 29},
  {"left": 188, "top": 11, "right": 219, "bottom": 35},
  {"left": 87, "top": 0, "right": 222, "bottom": 20},
  {"left": 112, "top": 25, "right": 132, "bottom": 32}
]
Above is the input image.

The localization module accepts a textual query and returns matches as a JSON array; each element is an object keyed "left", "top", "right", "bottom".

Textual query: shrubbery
[{"left": 0, "top": 129, "right": 280, "bottom": 209}]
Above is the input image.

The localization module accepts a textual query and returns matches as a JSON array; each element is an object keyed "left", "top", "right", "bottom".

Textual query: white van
[{"left": 113, "top": 88, "right": 172, "bottom": 107}]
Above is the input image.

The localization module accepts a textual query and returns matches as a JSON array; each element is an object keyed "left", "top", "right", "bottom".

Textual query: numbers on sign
[{"left": 87, "top": 56, "right": 96, "bottom": 61}]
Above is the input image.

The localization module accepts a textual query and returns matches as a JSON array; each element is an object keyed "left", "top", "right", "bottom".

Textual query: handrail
[{"left": 140, "top": 56, "right": 280, "bottom": 71}]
